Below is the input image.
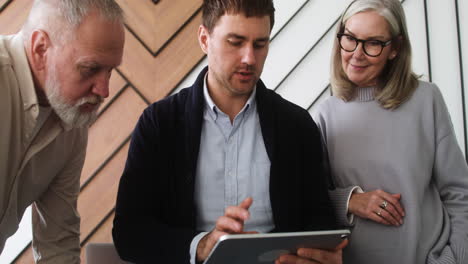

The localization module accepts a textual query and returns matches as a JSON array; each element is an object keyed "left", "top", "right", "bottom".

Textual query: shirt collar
[
  {"left": 10, "top": 34, "right": 38, "bottom": 112},
  {"left": 11, "top": 34, "right": 71, "bottom": 131}
]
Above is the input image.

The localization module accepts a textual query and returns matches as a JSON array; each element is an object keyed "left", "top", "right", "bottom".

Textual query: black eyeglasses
[{"left": 337, "top": 33, "right": 392, "bottom": 57}]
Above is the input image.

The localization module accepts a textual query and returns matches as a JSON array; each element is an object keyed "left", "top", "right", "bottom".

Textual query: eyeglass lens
[{"left": 339, "top": 35, "right": 385, "bottom": 57}]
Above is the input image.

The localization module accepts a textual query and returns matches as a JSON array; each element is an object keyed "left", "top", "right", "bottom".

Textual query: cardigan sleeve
[
  {"left": 112, "top": 107, "right": 199, "bottom": 264},
  {"left": 427, "top": 85, "right": 468, "bottom": 264}
]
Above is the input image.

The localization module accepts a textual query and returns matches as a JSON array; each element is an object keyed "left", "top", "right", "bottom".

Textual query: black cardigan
[{"left": 112, "top": 67, "right": 336, "bottom": 263}]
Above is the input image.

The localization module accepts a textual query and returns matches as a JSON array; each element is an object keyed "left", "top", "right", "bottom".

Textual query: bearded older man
[{"left": 0, "top": 0, "right": 125, "bottom": 262}]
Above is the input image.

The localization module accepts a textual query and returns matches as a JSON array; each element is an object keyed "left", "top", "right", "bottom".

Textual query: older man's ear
[{"left": 29, "top": 30, "right": 52, "bottom": 72}]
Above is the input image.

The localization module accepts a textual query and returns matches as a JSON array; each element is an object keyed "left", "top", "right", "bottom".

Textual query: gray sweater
[{"left": 313, "top": 81, "right": 468, "bottom": 264}]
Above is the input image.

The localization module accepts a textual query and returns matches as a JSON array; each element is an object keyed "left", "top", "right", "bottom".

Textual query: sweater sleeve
[
  {"left": 328, "top": 186, "right": 363, "bottom": 227},
  {"left": 427, "top": 85, "right": 468, "bottom": 264},
  {"left": 313, "top": 106, "right": 361, "bottom": 227}
]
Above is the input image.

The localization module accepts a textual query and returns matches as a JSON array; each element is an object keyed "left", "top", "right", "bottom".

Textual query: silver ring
[
  {"left": 380, "top": 200, "right": 388, "bottom": 209},
  {"left": 376, "top": 208, "right": 382, "bottom": 216}
]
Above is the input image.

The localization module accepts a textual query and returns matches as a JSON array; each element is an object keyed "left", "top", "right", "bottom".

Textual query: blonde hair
[{"left": 330, "top": 0, "right": 419, "bottom": 109}]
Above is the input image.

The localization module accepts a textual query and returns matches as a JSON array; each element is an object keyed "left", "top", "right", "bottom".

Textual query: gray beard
[{"left": 45, "top": 66, "right": 102, "bottom": 128}]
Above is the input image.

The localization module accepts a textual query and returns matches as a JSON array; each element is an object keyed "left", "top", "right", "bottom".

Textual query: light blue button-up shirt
[{"left": 189, "top": 75, "right": 274, "bottom": 263}]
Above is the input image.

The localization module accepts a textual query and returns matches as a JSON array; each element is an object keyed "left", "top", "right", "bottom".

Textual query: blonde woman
[{"left": 313, "top": 0, "right": 468, "bottom": 263}]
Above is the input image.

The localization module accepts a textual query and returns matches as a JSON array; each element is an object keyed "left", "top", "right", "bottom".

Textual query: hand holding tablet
[
  {"left": 196, "top": 197, "right": 257, "bottom": 262},
  {"left": 203, "top": 229, "right": 350, "bottom": 264},
  {"left": 197, "top": 197, "right": 349, "bottom": 264}
]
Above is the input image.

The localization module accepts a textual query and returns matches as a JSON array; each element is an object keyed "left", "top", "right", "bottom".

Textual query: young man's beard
[{"left": 45, "top": 64, "right": 103, "bottom": 128}]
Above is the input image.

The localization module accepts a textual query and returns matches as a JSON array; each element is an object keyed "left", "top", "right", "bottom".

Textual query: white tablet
[{"left": 203, "top": 229, "right": 350, "bottom": 264}]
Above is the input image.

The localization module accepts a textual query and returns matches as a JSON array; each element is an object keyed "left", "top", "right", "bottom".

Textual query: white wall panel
[
  {"left": 308, "top": 87, "right": 331, "bottom": 115},
  {"left": 263, "top": 0, "right": 353, "bottom": 89},
  {"left": 403, "top": 0, "right": 429, "bottom": 80},
  {"left": 0, "top": 207, "right": 31, "bottom": 264},
  {"left": 275, "top": 30, "right": 335, "bottom": 109},
  {"left": 459, "top": 0, "right": 468, "bottom": 157},
  {"left": 426, "top": 0, "right": 465, "bottom": 152}
]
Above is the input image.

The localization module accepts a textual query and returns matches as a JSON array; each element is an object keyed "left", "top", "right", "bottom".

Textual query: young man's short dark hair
[{"left": 202, "top": 0, "right": 275, "bottom": 33}]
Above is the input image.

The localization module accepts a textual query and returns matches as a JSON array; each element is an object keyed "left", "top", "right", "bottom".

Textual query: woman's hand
[{"left": 349, "top": 190, "right": 405, "bottom": 226}]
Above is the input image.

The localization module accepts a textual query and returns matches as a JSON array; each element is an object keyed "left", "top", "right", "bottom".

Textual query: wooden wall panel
[
  {"left": 11, "top": 248, "right": 33, "bottom": 264},
  {"left": 118, "top": 29, "right": 156, "bottom": 102},
  {"left": 153, "top": 12, "right": 204, "bottom": 100},
  {"left": 0, "top": 0, "right": 10, "bottom": 10},
  {"left": 116, "top": 0, "right": 202, "bottom": 53},
  {"left": 0, "top": 0, "right": 31, "bottom": 35},
  {"left": 79, "top": 213, "right": 115, "bottom": 262},
  {"left": 98, "top": 72, "right": 127, "bottom": 114},
  {"left": 80, "top": 88, "right": 147, "bottom": 186},
  {"left": 79, "top": 143, "right": 130, "bottom": 244},
  {"left": 119, "top": 11, "right": 204, "bottom": 102}
]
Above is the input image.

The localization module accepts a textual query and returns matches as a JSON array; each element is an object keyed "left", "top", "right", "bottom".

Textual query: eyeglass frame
[{"left": 337, "top": 33, "right": 393, "bottom": 57}]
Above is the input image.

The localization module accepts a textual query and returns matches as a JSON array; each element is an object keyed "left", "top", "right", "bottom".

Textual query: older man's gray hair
[{"left": 22, "top": 0, "right": 125, "bottom": 44}]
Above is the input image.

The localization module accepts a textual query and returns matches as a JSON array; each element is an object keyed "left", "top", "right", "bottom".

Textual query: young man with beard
[
  {"left": 0, "top": 0, "right": 125, "bottom": 262},
  {"left": 113, "top": 0, "right": 346, "bottom": 263}
]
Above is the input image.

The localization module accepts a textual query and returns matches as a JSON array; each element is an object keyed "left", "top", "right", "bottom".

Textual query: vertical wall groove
[
  {"left": 423, "top": 0, "right": 432, "bottom": 82},
  {"left": 454, "top": 0, "right": 467, "bottom": 159}
]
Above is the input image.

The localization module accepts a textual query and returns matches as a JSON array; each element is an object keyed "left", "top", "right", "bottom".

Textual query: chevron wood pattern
[
  {"left": 0, "top": 0, "right": 204, "bottom": 263},
  {"left": 116, "top": 0, "right": 202, "bottom": 54},
  {"left": 97, "top": 73, "right": 127, "bottom": 115},
  {"left": 0, "top": 0, "right": 10, "bottom": 11},
  {"left": 118, "top": 11, "right": 204, "bottom": 103}
]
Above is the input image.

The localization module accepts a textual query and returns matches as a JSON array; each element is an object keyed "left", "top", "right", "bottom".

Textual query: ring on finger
[
  {"left": 376, "top": 208, "right": 382, "bottom": 216},
  {"left": 380, "top": 200, "right": 388, "bottom": 209}
]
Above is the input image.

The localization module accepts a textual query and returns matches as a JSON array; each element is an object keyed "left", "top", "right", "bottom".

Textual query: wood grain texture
[
  {"left": 11, "top": 247, "right": 33, "bottom": 264},
  {"left": 80, "top": 213, "right": 116, "bottom": 263},
  {"left": 0, "top": 0, "right": 31, "bottom": 35},
  {"left": 80, "top": 88, "right": 147, "bottom": 186},
  {"left": 119, "top": 11, "right": 204, "bottom": 103},
  {"left": 116, "top": 0, "right": 202, "bottom": 53},
  {"left": 79, "top": 142, "right": 129, "bottom": 244},
  {"left": 98, "top": 71, "right": 127, "bottom": 114},
  {"left": 0, "top": 0, "right": 10, "bottom": 11}
]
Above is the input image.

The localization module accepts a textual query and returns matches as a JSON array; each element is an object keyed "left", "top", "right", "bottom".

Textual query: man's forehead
[
  {"left": 66, "top": 15, "right": 124, "bottom": 65},
  {"left": 73, "top": 49, "right": 123, "bottom": 68},
  {"left": 65, "top": 37, "right": 123, "bottom": 69}
]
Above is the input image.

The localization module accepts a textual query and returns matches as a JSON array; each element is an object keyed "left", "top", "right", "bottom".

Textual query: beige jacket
[{"left": 0, "top": 34, "right": 86, "bottom": 263}]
